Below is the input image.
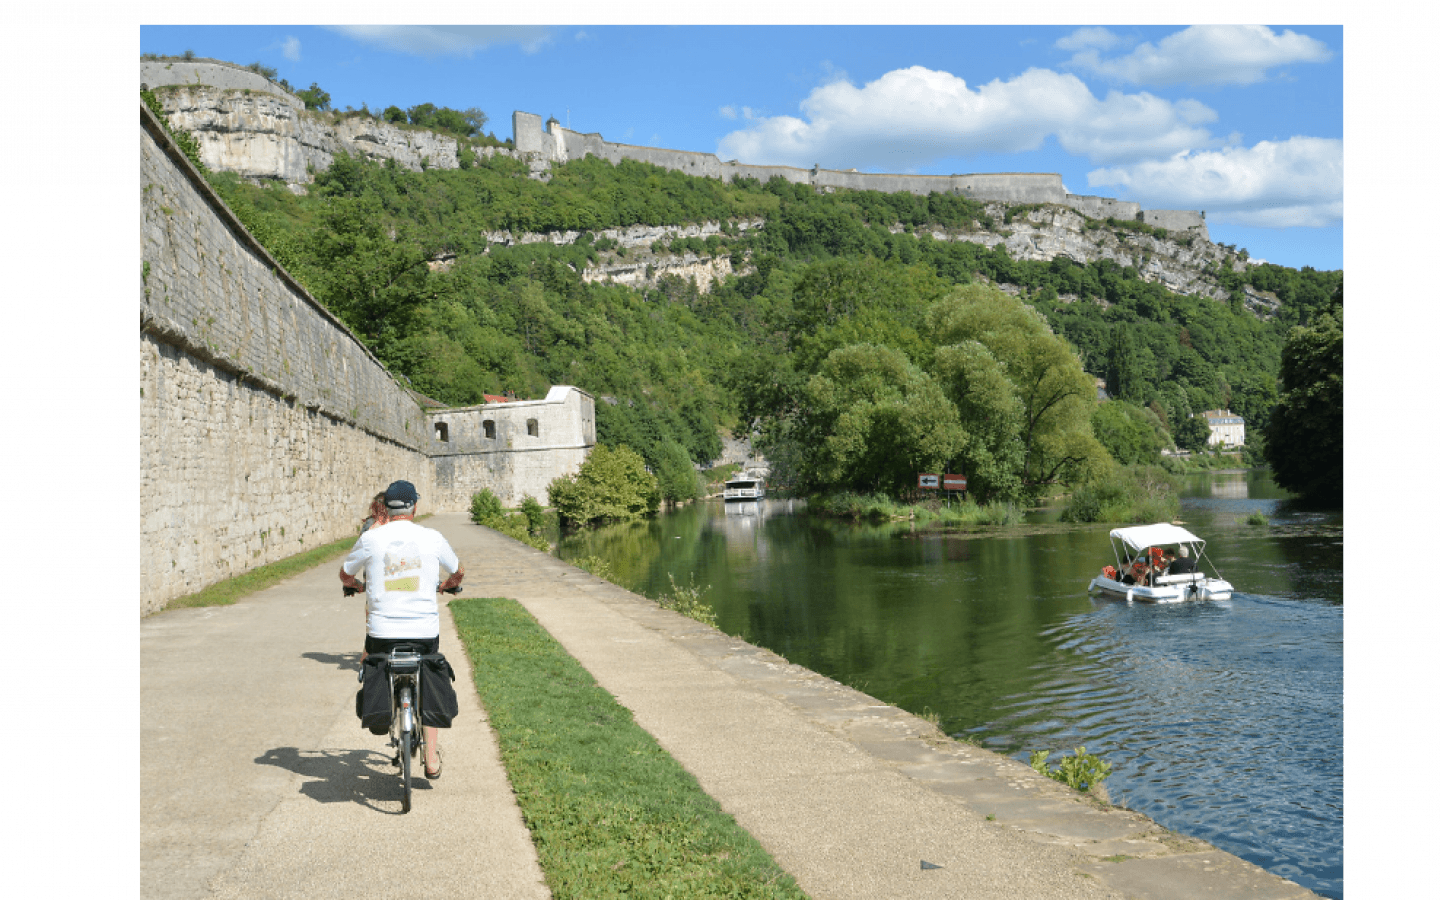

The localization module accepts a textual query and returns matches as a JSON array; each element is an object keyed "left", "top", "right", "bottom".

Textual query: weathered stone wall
[
  {"left": 141, "top": 58, "right": 297, "bottom": 105},
  {"left": 429, "top": 387, "right": 596, "bottom": 509},
  {"left": 1141, "top": 208, "right": 1210, "bottom": 241},
  {"left": 141, "top": 102, "right": 439, "bottom": 613}
]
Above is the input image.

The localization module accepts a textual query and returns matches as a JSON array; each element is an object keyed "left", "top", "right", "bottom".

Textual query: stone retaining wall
[{"left": 141, "top": 102, "right": 438, "bottom": 613}]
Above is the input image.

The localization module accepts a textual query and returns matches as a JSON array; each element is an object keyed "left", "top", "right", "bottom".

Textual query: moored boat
[
  {"left": 1088, "top": 523, "right": 1233, "bottom": 603},
  {"left": 723, "top": 471, "right": 766, "bottom": 502}
]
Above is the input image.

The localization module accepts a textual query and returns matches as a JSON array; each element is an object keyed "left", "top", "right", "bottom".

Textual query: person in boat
[
  {"left": 1165, "top": 545, "right": 1197, "bottom": 575},
  {"left": 1121, "top": 555, "right": 1151, "bottom": 586}
]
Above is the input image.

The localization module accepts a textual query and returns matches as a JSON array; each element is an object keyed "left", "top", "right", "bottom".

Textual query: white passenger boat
[
  {"left": 1088, "top": 523, "right": 1233, "bottom": 603},
  {"left": 723, "top": 472, "right": 766, "bottom": 502}
]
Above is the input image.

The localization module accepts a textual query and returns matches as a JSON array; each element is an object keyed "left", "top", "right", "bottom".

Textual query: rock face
[{"left": 156, "top": 86, "right": 487, "bottom": 184}]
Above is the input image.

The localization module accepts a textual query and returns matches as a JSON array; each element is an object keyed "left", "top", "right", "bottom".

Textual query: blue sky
[{"left": 139, "top": 23, "right": 1343, "bottom": 271}]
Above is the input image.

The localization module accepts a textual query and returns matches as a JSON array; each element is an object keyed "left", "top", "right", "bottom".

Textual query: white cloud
[
  {"left": 1087, "top": 137, "right": 1343, "bottom": 227},
  {"left": 1055, "top": 27, "right": 1122, "bottom": 53},
  {"left": 328, "top": 25, "right": 552, "bottom": 57},
  {"left": 716, "top": 65, "right": 1222, "bottom": 170},
  {"left": 281, "top": 36, "right": 301, "bottom": 62},
  {"left": 1065, "top": 25, "right": 1333, "bottom": 87},
  {"left": 719, "top": 105, "right": 737, "bottom": 120}
]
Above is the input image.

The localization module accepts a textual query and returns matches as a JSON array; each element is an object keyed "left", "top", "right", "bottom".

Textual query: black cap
[{"left": 384, "top": 480, "right": 419, "bottom": 508}]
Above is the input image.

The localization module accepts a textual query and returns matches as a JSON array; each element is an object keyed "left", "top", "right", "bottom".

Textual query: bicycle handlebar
[{"left": 343, "top": 584, "right": 463, "bottom": 596}]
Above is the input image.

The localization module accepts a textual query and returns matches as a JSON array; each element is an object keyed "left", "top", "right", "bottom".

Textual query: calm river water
[{"left": 555, "top": 471, "right": 1343, "bottom": 899}]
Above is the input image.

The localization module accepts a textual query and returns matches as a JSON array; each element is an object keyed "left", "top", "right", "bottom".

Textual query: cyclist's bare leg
[{"left": 424, "top": 726, "right": 440, "bottom": 774}]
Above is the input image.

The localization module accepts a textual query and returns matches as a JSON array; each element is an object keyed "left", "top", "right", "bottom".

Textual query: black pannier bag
[
  {"left": 420, "top": 654, "right": 460, "bottom": 728},
  {"left": 356, "top": 656, "right": 392, "bottom": 735}
]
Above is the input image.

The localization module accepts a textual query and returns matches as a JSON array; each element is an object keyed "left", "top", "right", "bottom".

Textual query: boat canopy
[{"left": 1108, "top": 523, "right": 1203, "bottom": 553}]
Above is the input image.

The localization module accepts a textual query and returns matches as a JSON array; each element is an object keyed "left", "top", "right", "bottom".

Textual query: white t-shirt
[{"left": 342, "top": 519, "right": 460, "bottom": 639}]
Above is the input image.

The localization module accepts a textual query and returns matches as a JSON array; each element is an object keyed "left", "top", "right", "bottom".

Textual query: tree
[
  {"left": 927, "top": 285, "right": 1104, "bottom": 490},
  {"left": 1175, "top": 414, "right": 1212, "bottom": 453},
  {"left": 794, "top": 344, "right": 967, "bottom": 496},
  {"left": 1263, "top": 296, "right": 1342, "bottom": 502},
  {"left": 297, "top": 82, "right": 331, "bottom": 111},
  {"left": 463, "top": 107, "right": 489, "bottom": 134},
  {"left": 932, "top": 341, "right": 1025, "bottom": 503},
  {"left": 382, "top": 105, "right": 406, "bottom": 124},
  {"left": 547, "top": 445, "right": 660, "bottom": 526}
]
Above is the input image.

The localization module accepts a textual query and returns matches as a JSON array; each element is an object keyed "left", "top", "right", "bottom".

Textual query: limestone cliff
[{"left": 155, "top": 86, "right": 495, "bottom": 186}]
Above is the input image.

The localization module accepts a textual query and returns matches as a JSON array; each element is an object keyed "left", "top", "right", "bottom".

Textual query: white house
[{"left": 1202, "top": 409, "right": 1246, "bottom": 448}]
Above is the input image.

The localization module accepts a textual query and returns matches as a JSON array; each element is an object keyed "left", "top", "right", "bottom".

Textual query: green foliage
[
  {"left": 654, "top": 573, "right": 718, "bottom": 627},
  {"left": 1174, "top": 414, "right": 1212, "bottom": 453},
  {"left": 142, "top": 88, "right": 207, "bottom": 174},
  {"left": 1029, "top": 747, "right": 1113, "bottom": 793},
  {"left": 1245, "top": 511, "right": 1270, "bottom": 527},
  {"left": 296, "top": 82, "right": 331, "bottom": 111},
  {"left": 1092, "top": 400, "right": 1168, "bottom": 465},
  {"left": 654, "top": 439, "right": 702, "bottom": 504},
  {"left": 1264, "top": 294, "right": 1342, "bottom": 503},
  {"left": 452, "top": 598, "right": 805, "bottom": 898},
  {"left": 469, "top": 489, "right": 505, "bottom": 525},
  {"left": 548, "top": 445, "right": 661, "bottom": 527},
  {"left": 1061, "top": 465, "right": 1179, "bottom": 524},
  {"left": 520, "top": 495, "right": 547, "bottom": 535}
]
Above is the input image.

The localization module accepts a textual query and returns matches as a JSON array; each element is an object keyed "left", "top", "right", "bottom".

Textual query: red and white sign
[
  {"left": 943, "top": 474, "right": 967, "bottom": 490},
  {"left": 918, "top": 474, "right": 940, "bottom": 489}
]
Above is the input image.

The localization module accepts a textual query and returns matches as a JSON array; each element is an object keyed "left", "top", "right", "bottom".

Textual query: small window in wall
[
  {"left": 483, "top": 419, "right": 496, "bottom": 439},
  {"left": 527, "top": 418, "right": 539, "bottom": 438},
  {"left": 434, "top": 422, "right": 449, "bottom": 443}
]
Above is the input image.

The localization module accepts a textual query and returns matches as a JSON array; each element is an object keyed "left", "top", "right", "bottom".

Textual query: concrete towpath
[
  {"left": 452, "top": 513, "right": 1321, "bottom": 900},
  {"left": 143, "top": 512, "right": 1321, "bottom": 899}
]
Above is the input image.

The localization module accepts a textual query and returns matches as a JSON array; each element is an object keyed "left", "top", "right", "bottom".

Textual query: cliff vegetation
[{"left": 159, "top": 88, "right": 1340, "bottom": 507}]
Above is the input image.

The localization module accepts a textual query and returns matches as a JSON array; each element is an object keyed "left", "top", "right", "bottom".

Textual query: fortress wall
[
  {"left": 1141, "top": 209, "right": 1210, "bottom": 240},
  {"left": 140, "top": 102, "right": 438, "bottom": 613},
  {"left": 429, "top": 387, "right": 597, "bottom": 509},
  {"left": 721, "top": 162, "right": 812, "bottom": 186},
  {"left": 141, "top": 59, "right": 299, "bottom": 108},
  {"left": 952, "top": 173, "right": 1066, "bottom": 204},
  {"left": 1064, "top": 194, "right": 1142, "bottom": 220}
]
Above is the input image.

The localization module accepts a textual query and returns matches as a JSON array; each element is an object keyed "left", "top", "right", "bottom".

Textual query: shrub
[
  {"left": 1061, "top": 466, "right": 1178, "bottom": 524},
  {"left": 1029, "top": 747, "right": 1113, "bottom": 793},
  {"left": 548, "top": 445, "right": 660, "bottom": 527},
  {"left": 469, "top": 489, "right": 504, "bottom": 525},
  {"left": 520, "top": 495, "right": 546, "bottom": 536},
  {"left": 655, "top": 573, "right": 718, "bottom": 627}
]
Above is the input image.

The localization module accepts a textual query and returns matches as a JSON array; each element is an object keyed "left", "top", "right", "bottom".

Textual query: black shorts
[{"left": 365, "top": 635, "right": 439, "bottom": 655}]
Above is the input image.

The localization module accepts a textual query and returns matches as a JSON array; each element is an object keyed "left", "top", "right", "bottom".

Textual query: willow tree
[{"left": 927, "top": 285, "right": 1107, "bottom": 492}]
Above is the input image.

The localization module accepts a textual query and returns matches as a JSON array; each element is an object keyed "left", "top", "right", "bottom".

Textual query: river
[{"left": 555, "top": 470, "right": 1343, "bottom": 899}]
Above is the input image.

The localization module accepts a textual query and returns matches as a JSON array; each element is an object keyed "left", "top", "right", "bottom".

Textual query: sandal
[{"left": 425, "top": 746, "right": 443, "bottom": 780}]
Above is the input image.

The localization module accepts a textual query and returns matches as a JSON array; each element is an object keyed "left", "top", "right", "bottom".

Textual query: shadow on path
[
  {"left": 254, "top": 747, "right": 431, "bottom": 815},
  {"left": 302, "top": 650, "right": 362, "bottom": 673}
]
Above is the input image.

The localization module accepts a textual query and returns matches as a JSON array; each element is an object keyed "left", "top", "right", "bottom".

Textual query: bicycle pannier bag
[
  {"left": 357, "top": 656, "right": 392, "bottom": 735},
  {"left": 420, "top": 654, "right": 460, "bottom": 728}
]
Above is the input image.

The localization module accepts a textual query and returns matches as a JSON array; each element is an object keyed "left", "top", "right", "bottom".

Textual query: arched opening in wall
[
  {"left": 484, "top": 420, "right": 496, "bottom": 440},
  {"left": 434, "top": 422, "right": 449, "bottom": 443},
  {"left": 527, "top": 418, "right": 539, "bottom": 438}
]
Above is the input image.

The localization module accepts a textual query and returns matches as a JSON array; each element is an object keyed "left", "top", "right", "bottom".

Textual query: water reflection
[{"left": 556, "top": 472, "right": 1342, "bottom": 899}]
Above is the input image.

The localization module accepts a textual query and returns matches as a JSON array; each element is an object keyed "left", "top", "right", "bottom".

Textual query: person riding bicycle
[{"left": 340, "top": 479, "right": 464, "bottom": 779}]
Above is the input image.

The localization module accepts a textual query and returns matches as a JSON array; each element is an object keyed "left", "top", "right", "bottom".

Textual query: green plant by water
[{"left": 1028, "top": 747, "right": 1114, "bottom": 793}]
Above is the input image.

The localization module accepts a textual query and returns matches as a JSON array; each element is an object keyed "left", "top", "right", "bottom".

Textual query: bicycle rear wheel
[{"left": 398, "top": 684, "right": 414, "bottom": 813}]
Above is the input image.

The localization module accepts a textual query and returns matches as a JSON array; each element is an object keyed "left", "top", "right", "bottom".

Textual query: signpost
[
  {"left": 918, "top": 474, "right": 940, "bottom": 489},
  {"left": 942, "top": 474, "right": 967, "bottom": 491}
]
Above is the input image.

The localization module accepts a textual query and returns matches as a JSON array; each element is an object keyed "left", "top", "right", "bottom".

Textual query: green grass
[
  {"left": 452, "top": 597, "right": 807, "bottom": 899},
  {"left": 161, "top": 532, "right": 357, "bottom": 611}
]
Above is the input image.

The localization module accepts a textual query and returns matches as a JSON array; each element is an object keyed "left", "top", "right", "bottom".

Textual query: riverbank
[{"left": 463, "top": 513, "right": 1320, "bottom": 898}]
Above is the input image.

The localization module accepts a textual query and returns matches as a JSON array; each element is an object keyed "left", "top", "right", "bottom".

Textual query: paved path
[
  {"left": 139, "top": 523, "right": 549, "bottom": 899},
  {"left": 142, "top": 512, "right": 1320, "bottom": 899}
]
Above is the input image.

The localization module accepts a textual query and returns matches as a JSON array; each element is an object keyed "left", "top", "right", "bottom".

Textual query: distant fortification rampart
[
  {"left": 514, "top": 111, "right": 1208, "bottom": 240},
  {"left": 140, "top": 103, "right": 591, "bottom": 614},
  {"left": 141, "top": 58, "right": 299, "bottom": 107}
]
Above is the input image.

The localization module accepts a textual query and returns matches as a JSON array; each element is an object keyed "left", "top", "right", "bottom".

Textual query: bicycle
[{"left": 348, "top": 584, "right": 462, "bottom": 813}]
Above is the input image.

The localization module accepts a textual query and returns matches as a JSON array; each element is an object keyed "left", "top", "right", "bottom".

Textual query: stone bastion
[{"left": 139, "top": 102, "right": 593, "bottom": 614}]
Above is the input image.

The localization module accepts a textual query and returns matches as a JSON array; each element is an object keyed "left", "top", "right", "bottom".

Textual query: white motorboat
[
  {"left": 723, "top": 472, "right": 766, "bottom": 502},
  {"left": 1088, "top": 523, "right": 1233, "bottom": 603}
]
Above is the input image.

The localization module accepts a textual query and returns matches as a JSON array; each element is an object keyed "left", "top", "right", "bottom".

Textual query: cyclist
[{"left": 340, "top": 479, "right": 463, "bottom": 779}]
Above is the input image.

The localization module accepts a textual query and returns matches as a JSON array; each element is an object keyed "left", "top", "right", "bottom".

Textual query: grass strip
[
  {"left": 452, "top": 596, "right": 807, "bottom": 900},
  {"left": 162, "top": 533, "right": 357, "bottom": 611}
]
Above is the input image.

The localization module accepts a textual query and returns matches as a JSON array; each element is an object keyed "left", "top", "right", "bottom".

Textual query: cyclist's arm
[
  {"left": 440, "top": 563, "right": 464, "bottom": 593},
  {"left": 340, "top": 567, "right": 364, "bottom": 591}
]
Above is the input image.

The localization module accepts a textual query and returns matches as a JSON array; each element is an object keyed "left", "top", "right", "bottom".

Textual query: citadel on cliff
[{"left": 142, "top": 58, "right": 1209, "bottom": 239}]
